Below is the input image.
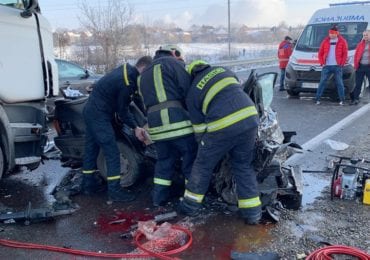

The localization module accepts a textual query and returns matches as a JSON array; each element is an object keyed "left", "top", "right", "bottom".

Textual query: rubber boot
[
  {"left": 108, "top": 180, "right": 136, "bottom": 202},
  {"left": 152, "top": 185, "right": 170, "bottom": 207},
  {"left": 81, "top": 173, "right": 105, "bottom": 195},
  {"left": 177, "top": 198, "right": 202, "bottom": 216},
  {"left": 241, "top": 205, "right": 262, "bottom": 225}
]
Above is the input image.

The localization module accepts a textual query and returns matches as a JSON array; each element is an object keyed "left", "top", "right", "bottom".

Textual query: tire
[
  {"left": 97, "top": 142, "right": 142, "bottom": 187},
  {"left": 0, "top": 143, "right": 4, "bottom": 179},
  {"left": 287, "top": 89, "right": 299, "bottom": 97}
]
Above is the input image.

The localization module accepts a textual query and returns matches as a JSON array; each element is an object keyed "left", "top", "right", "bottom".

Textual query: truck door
[{"left": 0, "top": 0, "right": 58, "bottom": 103}]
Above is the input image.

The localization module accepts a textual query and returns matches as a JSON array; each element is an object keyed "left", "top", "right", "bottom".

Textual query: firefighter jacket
[
  {"left": 186, "top": 65, "right": 259, "bottom": 141},
  {"left": 278, "top": 40, "right": 293, "bottom": 69},
  {"left": 354, "top": 40, "right": 370, "bottom": 70},
  {"left": 139, "top": 52, "right": 193, "bottom": 141},
  {"left": 318, "top": 35, "right": 348, "bottom": 66},
  {"left": 87, "top": 63, "right": 139, "bottom": 129}
]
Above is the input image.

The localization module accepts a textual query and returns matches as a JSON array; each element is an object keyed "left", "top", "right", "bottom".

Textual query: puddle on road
[
  {"left": 183, "top": 214, "right": 273, "bottom": 259},
  {"left": 287, "top": 211, "right": 324, "bottom": 238},
  {"left": 301, "top": 172, "right": 330, "bottom": 206}
]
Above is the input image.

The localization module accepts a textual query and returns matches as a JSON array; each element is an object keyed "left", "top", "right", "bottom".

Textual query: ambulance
[{"left": 285, "top": 1, "right": 370, "bottom": 99}]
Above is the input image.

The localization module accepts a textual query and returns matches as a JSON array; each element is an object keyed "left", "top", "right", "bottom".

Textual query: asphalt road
[{"left": 0, "top": 65, "right": 369, "bottom": 259}]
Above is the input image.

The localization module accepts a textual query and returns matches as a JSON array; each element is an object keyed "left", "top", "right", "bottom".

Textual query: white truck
[
  {"left": 285, "top": 1, "right": 370, "bottom": 99},
  {"left": 0, "top": 0, "right": 58, "bottom": 177}
]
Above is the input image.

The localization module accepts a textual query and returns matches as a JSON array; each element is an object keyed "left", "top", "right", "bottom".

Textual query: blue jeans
[
  {"left": 315, "top": 65, "right": 345, "bottom": 101},
  {"left": 280, "top": 68, "right": 286, "bottom": 89}
]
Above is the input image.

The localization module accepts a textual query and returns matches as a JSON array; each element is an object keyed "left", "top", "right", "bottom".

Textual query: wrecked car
[{"left": 53, "top": 69, "right": 302, "bottom": 215}]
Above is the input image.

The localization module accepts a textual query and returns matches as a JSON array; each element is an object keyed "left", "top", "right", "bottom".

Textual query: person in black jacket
[
  {"left": 82, "top": 56, "right": 152, "bottom": 202},
  {"left": 138, "top": 45, "right": 197, "bottom": 207},
  {"left": 178, "top": 60, "right": 262, "bottom": 225}
]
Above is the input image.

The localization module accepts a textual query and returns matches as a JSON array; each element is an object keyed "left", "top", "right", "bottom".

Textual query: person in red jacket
[
  {"left": 350, "top": 30, "right": 370, "bottom": 105},
  {"left": 277, "top": 36, "right": 293, "bottom": 91},
  {"left": 315, "top": 26, "right": 348, "bottom": 105}
]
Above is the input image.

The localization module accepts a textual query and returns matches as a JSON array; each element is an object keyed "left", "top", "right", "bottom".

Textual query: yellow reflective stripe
[
  {"left": 160, "top": 108, "right": 170, "bottom": 125},
  {"left": 202, "top": 77, "right": 239, "bottom": 114},
  {"left": 137, "top": 75, "right": 142, "bottom": 96},
  {"left": 193, "top": 123, "right": 206, "bottom": 133},
  {"left": 238, "top": 196, "right": 262, "bottom": 208},
  {"left": 107, "top": 175, "right": 121, "bottom": 181},
  {"left": 184, "top": 190, "right": 204, "bottom": 203},
  {"left": 149, "top": 120, "right": 192, "bottom": 134},
  {"left": 154, "top": 178, "right": 172, "bottom": 186},
  {"left": 150, "top": 126, "right": 194, "bottom": 141},
  {"left": 82, "top": 170, "right": 95, "bottom": 174},
  {"left": 123, "top": 63, "right": 129, "bottom": 86},
  {"left": 153, "top": 64, "right": 167, "bottom": 102},
  {"left": 207, "top": 106, "right": 257, "bottom": 132}
]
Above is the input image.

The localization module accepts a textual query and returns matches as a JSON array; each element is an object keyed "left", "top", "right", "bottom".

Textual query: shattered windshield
[{"left": 296, "top": 22, "right": 368, "bottom": 52}]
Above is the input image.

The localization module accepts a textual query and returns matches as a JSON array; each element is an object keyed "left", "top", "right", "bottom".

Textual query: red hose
[
  {"left": 135, "top": 225, "right": 192, "bottom": 260},
  {"left": 306, "top": 245, "right": 370, "bottom": 260},
  {"left": 0, "top": 225, "right": 192, "bottom": 260}
]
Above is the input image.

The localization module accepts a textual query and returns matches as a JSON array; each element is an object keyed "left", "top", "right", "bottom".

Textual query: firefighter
[
  {"left": 277, "top": 36, "right": 293, "bottom": 91},
  {"left": 82, "top": 56, "right": 152, "bottom": 202},
  {"left": 139, "top": 45, "right": 197, "bottom": 207},
  {"left": 178, "top": 60, "right": 262, "bottom": 225}
]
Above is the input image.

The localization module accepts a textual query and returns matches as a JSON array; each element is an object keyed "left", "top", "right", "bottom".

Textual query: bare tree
[
  {"left": 78, "top": 0, "right": 133, "bottom": 72},
  {"left": 53, "top": 29, "right": 71, "bottom": 59}
]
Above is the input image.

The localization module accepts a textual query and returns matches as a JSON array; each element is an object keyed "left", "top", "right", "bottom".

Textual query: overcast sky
[{"left": 38, "top": 0, "right": 357, "bottom": 30}]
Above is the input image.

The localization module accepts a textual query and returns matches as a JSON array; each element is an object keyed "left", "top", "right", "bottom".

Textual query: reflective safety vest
[
  {"left": 186, "top": 65, "right": 259, "bottom": 138},
  {"left": 139, "top": 54, "right": 194, "bottom": 141}
]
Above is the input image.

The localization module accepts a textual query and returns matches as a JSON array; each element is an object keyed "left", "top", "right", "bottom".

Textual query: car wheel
[
  {"left": 287, "top": 89, "right": 299, "bottom": 97},
  {"left": 0, "top": 143, "right": 4, "bottom": 179},
  {"left": 97, "top": 142, "right": 143, "bottom": 187}
]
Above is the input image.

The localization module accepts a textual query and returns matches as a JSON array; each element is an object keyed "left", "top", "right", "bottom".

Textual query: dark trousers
[
  {"left": 352, "top": 64, "right": 370, "bottom": 101},
  {"left": 152, "top": 134, "right": 197, "bottom": 204},
  {"left": 186, "top": 127, "right": 259, "bottom": 209},
  {"left": 82, "top": 105, "right": 120, "bottom": 178},
  {"left": 280, "top": 68, "right": 286, "bottom": 89}
]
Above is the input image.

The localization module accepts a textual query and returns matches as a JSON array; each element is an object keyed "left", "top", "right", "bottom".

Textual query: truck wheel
[
  {"left": 0, "top": 144, "right": 4, "bottom": 179},
  {"left": 97, "top": 142, "right": 143, "bottom": 187},
  {"left": 287, "top": 89, "right": 299, "bottom": 97}
]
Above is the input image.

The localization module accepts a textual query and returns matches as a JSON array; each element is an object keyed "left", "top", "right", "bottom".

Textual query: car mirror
[{"left": 80, "top": 70, "right": 90, "bottom": 79}]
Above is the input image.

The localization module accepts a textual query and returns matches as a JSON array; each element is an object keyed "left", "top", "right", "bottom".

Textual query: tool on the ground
[
  {"left": 108, "top": 218, "right": 127, "bottom": 225},
  {"left": 0, "top": 202, "right": 77, "bottom": 225},
  {"left": 120, "top": 211, "right": 177, "bottom": 238},
  {"left": 328, "top": 155, "right": 370, "bottom": 202}
]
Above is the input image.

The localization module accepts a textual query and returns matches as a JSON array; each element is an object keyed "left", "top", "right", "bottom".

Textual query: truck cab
[
  {"left": 0, "top": 0, "right": 58, "bottom": 176},
  {"left": 285, "top": 2, "right": 370, "bottom": 99}
]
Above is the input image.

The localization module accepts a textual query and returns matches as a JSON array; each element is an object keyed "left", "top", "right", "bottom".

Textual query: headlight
[{"left": 289, "top": 56, "right": 298, "bottom": 64}]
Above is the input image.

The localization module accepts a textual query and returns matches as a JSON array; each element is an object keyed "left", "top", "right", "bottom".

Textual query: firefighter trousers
[
  {"left": 185, "top": 127, "right": 260, "bottom": 216},
  {"left": 82, "top": 105, "right": 120, "bottom": 179},
  {"left": 152, "top": 134, "right": 197, "bottom": 206}
]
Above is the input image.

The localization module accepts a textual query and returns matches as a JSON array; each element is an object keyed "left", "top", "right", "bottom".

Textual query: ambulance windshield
[{"left": 296, "top": 22, "right": 368, "bottom": 52}]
